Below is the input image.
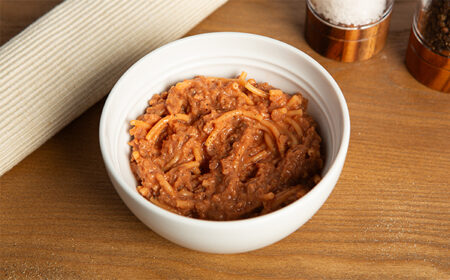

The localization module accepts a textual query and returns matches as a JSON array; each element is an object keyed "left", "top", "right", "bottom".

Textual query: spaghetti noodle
[{"left": 129, "top": 72, "right": 323, "bottom": 221}]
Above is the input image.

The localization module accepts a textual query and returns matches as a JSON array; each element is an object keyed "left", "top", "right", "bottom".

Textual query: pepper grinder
[{"left": 405, "top": 0, "right": 450, "bottom": 92}]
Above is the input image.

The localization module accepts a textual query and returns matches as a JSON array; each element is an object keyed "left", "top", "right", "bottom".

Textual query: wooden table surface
[{"left": 1, "top": 0, "right": 449, "bottom": 279}]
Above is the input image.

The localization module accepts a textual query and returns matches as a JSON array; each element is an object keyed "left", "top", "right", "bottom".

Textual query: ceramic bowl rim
[{"left": 99, "top": 32, "right": 350, "bottom": 228}]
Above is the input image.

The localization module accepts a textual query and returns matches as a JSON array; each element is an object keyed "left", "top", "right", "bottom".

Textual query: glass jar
[
  {"left": 305, "top": 0, "right": 394, "bottom": 62},
  {"left": 405, "top": 0, "right": 450, "bottom": 92}
]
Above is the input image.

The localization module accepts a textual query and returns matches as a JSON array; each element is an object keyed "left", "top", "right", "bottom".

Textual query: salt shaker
[
  {"left": 405, "top": 0, "right": 450, "bottom": 92},
  {"left": 305, "top": 0, "right": 394, "bottom": 62}
]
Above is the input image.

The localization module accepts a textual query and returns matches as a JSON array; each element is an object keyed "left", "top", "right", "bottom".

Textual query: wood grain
[
  {"left": 304, "top": 2, "right": 391, "bottom": 62},
  {"left": 1, "top": 0, "right": 449, "bottom": 279}
]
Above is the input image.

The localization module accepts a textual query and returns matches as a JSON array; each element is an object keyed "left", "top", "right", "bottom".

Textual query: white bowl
[{"left": 99, "top": 32, "right": 350, "bottom": 254}]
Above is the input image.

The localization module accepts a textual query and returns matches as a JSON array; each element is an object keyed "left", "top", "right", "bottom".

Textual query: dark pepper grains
[{"left": 422, "top": 0, "right": 450, "bottom": 55}]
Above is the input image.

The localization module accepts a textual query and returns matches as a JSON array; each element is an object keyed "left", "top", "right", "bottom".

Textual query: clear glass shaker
[
  {"left": 405, "top": 0, "right": 450, "bottom": 92},
  {"left": 305, "top": 0, "right": 394, "bottom": 62}
]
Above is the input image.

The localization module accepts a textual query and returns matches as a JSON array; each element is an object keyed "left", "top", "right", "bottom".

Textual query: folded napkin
[{"left": 0, "top": 0, "right": 227, "bottom": 176}]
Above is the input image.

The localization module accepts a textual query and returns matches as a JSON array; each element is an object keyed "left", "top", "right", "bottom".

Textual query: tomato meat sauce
[{"left": 129, "top": 72, "right": 323, "bottom": 221}]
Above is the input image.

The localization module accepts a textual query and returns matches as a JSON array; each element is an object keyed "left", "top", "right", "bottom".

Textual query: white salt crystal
[{"left": 310, "top": 0, "right": 387, "bottom": 26}]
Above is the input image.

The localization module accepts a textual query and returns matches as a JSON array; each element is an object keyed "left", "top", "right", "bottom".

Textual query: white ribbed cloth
[{"left": 0, "top": 0, "right": 227, "bottom": 176}]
